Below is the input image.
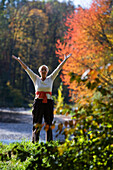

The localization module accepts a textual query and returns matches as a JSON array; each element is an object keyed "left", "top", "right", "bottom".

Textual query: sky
[{"left": 59, "top": 0, "right": 93, "bottom": 8}]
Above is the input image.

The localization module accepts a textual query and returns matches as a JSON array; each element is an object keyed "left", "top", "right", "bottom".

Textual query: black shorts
[{"left": 32, "top": 99, "right": 54, "bottom": 127}]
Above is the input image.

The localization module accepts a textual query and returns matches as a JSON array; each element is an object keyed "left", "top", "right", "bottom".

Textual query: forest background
[
  {"left": 0, "top": 0, "right": 75, "bottom": 107},
  {"left": 0, "top": 0, "right": 113, "bottom": 109}
]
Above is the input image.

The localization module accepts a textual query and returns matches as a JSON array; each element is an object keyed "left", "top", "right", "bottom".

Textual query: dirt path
[{"left": 0, "top": 109, "right": 71, "bottom": 144}]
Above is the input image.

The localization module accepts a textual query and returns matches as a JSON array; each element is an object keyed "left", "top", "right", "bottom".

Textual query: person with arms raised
[{"left": 12, "top": 53, "right": 71, "bottom": 143}]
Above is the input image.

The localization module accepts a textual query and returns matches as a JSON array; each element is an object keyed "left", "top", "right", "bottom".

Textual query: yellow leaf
[
  {"left": 92, "top": 120, "right": 98, "bottom": 126},
  {"left": 80, "top": 129, "right": 83, "bottom": 134},
  {"left": 58, "top": 146, "right": 64, "bottom": 156},
  {"left": 88, "top": 116, "right": 93, "bottom": 121}
]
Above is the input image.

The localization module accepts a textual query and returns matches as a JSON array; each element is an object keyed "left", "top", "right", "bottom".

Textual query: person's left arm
[{"left": 50, "top": 53, "right": 72, "bottom": 80}]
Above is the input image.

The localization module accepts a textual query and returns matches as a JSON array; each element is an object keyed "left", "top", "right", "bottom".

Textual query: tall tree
[
  {"left": 56, "top": 0, "right": 113, "bottom": 103},
  {"left": 0, "top": 0, "right": 28, "bottom": 106}
]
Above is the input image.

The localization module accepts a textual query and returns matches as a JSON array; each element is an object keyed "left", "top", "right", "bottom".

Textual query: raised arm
[
  {"left": 57, "top": 53, "right": 72, "bottom": 70},
  {"left": 12, "top": 55, "right": 27, "bottom": 70},
  {"left": 50, "top": 53, "right": 72, "bottom": 80},
  {"left": 12, "top": 55, "right": 38, "bottom": 85}
]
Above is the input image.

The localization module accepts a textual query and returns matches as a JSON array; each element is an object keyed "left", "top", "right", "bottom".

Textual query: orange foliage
[{"left": 56, "top": 0, "right": 113, "bottom": 103}]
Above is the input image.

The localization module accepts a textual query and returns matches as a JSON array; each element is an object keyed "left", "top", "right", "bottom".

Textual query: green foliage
[
  {"left": 0, "top": 123, "right": 113, "bottom": 170},
  {"left": 0, "top": 141, "right": 59, "bottom": 170},
  {"left": 54, "top": 97, "right": 113, "bottom": 169},
  {"left": 54, "top": 65, "right": 113, "bottom": 169}
]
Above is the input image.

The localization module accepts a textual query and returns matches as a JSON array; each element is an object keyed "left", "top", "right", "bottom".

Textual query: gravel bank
[{"left": 0, "top": 109, "right": 71, "bottom": 144}]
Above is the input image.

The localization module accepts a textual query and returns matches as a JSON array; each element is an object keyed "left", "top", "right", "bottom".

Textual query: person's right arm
[
  {"left": 12, "top": 55, "right": 27, "bottom": 70},
  {"left": 12, "top": 55, "right": 38, "bottom": 85}
]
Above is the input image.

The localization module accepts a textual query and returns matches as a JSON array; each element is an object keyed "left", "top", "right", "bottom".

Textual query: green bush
[
  {"left": 0, "top": 122, "right": 113, "bottom": 170},
  {"left": 54, "top": 68, "right": 113, "bottom": 169}
]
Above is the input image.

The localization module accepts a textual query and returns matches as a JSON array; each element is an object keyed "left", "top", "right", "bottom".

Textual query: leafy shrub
[{"left": 54, "top": 65, "right": 113, "bottom": 169}]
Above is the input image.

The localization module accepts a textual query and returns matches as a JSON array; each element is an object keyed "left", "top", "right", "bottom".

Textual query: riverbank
[{"left": 0, "top": 108, "right": 71, "bottom": 144}]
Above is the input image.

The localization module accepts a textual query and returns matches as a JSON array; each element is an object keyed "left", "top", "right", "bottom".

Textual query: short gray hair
[{"left": 38, "top": 65, "right": 49, "bottom": 75}]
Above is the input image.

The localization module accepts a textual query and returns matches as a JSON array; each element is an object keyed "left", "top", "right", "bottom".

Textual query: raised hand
[
  {"left": 12, "top": 55, "right": 27, "bottom": 70},
  {"left": 12, "top": 55, "right": 19, "bottom": 60},
  {"left": 64, "top": 53, "right": 72, "bottom": 60}
]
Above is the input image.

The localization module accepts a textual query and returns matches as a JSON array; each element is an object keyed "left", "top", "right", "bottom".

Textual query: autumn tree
[{"left": 56, "top": 0, "right": 113, "bottom": 104}]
